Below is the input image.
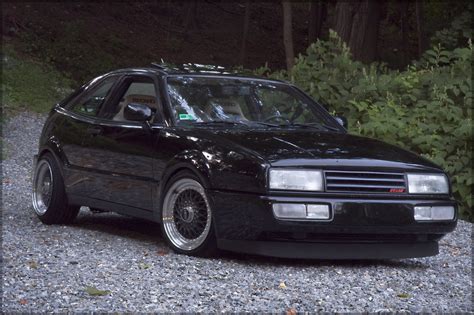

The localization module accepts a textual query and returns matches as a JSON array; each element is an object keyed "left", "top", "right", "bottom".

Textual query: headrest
[
  {"left": 125, "top": 94, "right": 157, "bottom": 108},
  {"left": 205, "top": 98, "right": 247, "bottom": 119}
]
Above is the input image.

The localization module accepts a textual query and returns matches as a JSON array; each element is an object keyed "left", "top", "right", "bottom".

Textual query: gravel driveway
[{"left": 2, "top": 111, "right": 472, "bottom": 312}]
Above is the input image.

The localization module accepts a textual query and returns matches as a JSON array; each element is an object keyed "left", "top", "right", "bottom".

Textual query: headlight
[
  {"left": 269, "top": 169, "right": 323, "bottom": 191},
  {"left": 407, "top": 173, "right": 449, "bottom": 194}
]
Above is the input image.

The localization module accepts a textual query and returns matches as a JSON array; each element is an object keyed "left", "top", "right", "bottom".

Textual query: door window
[
  {"left": 71, "top": 76, "right": 117, "bottom": 117},
  {"left": 108, "top": 78, "right": 158, "bottom": 122}
]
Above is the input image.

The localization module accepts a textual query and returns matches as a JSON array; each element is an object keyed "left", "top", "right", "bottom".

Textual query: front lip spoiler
[{"left": 217, "top": 239, "right": 438, "bottom": 260}]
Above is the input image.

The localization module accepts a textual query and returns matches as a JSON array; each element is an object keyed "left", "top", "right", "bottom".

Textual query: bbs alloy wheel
[
  {"left": 31, "top": 153, "right": 79, "bottom": 224},
  {"left": 32, "top": 159, "right": 54, "bottom": 216},
  {"left": 161, "top": 172, "right": 216, "bottom": 256}
]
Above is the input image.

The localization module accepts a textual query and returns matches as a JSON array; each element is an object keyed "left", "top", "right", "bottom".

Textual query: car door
[
  {"left": 80, "top": 73, "right": 163, "bottom": 213},
  {"left": 58, "top": 74, "right": 121, "bottom": 197}
]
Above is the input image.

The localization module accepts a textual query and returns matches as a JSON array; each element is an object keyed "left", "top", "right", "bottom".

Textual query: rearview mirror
[
  {"left": 124, "top": 103, "right": 153, "bottom": 122},
  {"left": 334, "top": 116, "right": 348, "bottom": 129}
]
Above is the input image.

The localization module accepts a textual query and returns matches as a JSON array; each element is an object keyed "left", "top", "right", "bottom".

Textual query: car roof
[{"left": 104, "top": 63, "right": 289, "bottom": 84}]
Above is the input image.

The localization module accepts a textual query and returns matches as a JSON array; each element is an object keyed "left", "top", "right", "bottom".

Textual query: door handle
[{"left": 86, "top": 126, "right": 102, "bottom": 136}]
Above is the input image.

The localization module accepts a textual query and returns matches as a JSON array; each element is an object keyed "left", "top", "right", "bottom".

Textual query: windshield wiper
[
  {"left": 250, "top": 122, "right": 280, "bottom": 127},
  {"left": 279, "top": 122, "right": 341, "bottom": 132},
  {"left": 192, "top": 120, "right": 250, "bottom": 127}
]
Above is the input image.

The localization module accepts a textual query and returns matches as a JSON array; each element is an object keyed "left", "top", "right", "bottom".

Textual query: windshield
[{"left": 166, "top": 76, "right": 340, "bottom": 130}]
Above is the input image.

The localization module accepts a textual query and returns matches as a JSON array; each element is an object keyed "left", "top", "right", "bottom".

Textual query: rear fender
[{"left": 37, "top": 136, "right": 68, "bottom": 177}]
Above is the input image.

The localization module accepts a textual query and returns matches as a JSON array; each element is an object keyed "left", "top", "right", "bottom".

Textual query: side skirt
[{"left": 68, "top": 195, "right": 159, "bottom": 222}]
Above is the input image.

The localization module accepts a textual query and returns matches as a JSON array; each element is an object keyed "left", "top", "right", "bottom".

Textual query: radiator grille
[{"left": 324, "top": 170, "right": 406, "bottom": 193}]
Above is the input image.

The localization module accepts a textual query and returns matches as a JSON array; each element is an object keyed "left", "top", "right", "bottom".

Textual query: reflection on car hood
[{"left": 199, "top": 129, "right": 441, "bottom": 171}]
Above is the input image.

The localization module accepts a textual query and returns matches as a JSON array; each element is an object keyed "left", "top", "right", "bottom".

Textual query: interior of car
[
  {"left": 204, "top": 98, "right": 248, "bottom": 121},
  {"left": 113, "top": 81, "right": 158, "bottom": 121}
]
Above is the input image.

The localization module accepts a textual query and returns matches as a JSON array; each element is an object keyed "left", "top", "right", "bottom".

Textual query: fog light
[
  {"left": 306, "top": 204, "right": 330, "bottom": 219},
  {"left": 414, "top": 206, "right": 455, "bottom": 221},
  {"left": 273, "top": 203, "right": 330, "bottom": 220},
  {"left": 272, "top": 203, "right": 306, "bottom": 219}
]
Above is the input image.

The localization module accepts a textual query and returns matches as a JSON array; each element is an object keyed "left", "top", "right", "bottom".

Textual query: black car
[{"left": 32, "top": 64, "right": 457, "bottom": 259}]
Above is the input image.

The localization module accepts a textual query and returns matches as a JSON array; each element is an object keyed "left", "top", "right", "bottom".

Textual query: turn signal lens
[{"left": 306, "top": 204, "right": 330, "bottom": 219}]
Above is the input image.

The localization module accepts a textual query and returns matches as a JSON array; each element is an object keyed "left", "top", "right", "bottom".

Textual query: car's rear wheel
[
  {"left": 32, "top": 153, "right": 80, "bottom": 224},
  {"left": 160, "top": 171, "right": 217, "bottom": 256}
]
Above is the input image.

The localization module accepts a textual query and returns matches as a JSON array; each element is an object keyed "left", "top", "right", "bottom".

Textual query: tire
[
  {"left": 160, "top": 170, "right": 217, "bottom": 257},
  {"left": 32, "top": 153, "right": 80, "bottom": 224}
]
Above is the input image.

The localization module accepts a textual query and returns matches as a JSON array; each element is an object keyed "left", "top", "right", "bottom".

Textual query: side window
[
  {"left": 71, "top": 76, "right": 117, "bottom": 116},
  {"left": 109, "top": 78, "right": 158, "bottom": 122},
  {"left": 60, "top": 86, "right": 85, "bottom": 108}
]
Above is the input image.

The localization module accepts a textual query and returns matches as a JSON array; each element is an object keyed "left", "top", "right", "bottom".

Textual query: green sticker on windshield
[{"left": 179, "top": 113, "right": 195, "bottom": 120}]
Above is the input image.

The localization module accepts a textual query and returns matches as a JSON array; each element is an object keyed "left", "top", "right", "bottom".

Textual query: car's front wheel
[
  {"left": 160, "top": 171, "right": 217, "bottom": 256},
  {"left": 32, "top": 153, "right": 80, "bottom": 224}
]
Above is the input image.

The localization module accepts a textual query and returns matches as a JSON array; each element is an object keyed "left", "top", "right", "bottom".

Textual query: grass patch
[
  {"left": 2, "top": 44, "right": 75, "bottom": 113},
  {"left": 0, "top": 138, "right": 5, "bottom": 160}
]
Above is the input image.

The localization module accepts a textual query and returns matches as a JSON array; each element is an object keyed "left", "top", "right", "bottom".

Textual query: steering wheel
[{"left": 263, "top": 114, "right": 291, "bottom": 124}]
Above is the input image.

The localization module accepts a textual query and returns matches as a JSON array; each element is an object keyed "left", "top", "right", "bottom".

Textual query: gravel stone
[{"left": 1, "top": 111, "right": 472, "bottom": 312}]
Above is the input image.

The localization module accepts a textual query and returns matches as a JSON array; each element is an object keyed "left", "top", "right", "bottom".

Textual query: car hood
[{"left": 196, "top": 128, "right": 441, "bottom": 171}]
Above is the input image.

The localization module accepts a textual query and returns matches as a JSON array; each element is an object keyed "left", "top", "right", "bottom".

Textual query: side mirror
[
  {"left": 334, "top": 116, "right": 348, "bottom": 129},
  {"left": 124, "top": 103, "right": 153, "bottom": 122}
]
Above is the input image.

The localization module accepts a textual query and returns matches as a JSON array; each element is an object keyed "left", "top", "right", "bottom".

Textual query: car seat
[{"left": 204, "top": 98, "right": 247, "bottom": 121}]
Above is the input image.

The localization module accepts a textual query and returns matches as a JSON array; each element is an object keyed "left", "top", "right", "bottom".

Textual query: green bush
[
  {"left": 2, "top": 45, "right": 74, "bottom": 113},
  {"left": 257, "top": 31, "right": 473, "bottom": 221},
  {"left": 430, "top": 4, "right": 473, "bottom": 50}
]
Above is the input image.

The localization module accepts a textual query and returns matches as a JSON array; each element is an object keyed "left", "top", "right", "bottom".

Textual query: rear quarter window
[{"left": 69, "top": 76, "right": 118, "bottom": 117}]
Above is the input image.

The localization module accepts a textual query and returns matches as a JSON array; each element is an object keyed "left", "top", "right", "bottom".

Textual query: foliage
[
  {"left": 2, "top": 45, "right": 74, "bottom": 113},
  {"left": 430, "top": 4, "right": 473, "bottom": 51},
  {"left": 257, "top": 31, "right": 473, "bottom": 221},
  {"left": 15, "top": 20, "right": 125, "bottom": 83}
]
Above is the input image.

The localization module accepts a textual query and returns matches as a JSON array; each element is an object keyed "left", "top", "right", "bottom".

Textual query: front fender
[
  {"left": 158, "top": 128, "right": 270, "bottom": 196},
  {"left": 160, "top": 149, "right": 212, "bottom": 190},
  {"left": 154, "top": 150, "right": 211, "bottom": 220}
]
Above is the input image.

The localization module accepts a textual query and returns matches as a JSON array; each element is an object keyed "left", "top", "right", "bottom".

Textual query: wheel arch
[
  {"left": 160, "top": 161, "right": 212, "bottom": 194},
  {"left": 155, "top": 151, "right": 212, "bottom": 218},
  {"left": 37, "top": 142, "right": 67, "bottom": 178}
]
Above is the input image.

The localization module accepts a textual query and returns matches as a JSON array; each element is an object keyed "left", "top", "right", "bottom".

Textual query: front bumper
[{"left": 208, "top": 190, "right": 457, "bottom": 259}]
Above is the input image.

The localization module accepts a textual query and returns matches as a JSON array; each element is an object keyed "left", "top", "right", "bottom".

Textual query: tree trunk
[
  {"left": 415, "top": 0, "right": 427, "bottom": 57},
  {"left": 334, "top": 1, "right": 355, "bottom": 45},
  {"left": 282, "top": 0, "right": 294, "bottom": 71},
  {"left": 400, "top": 1, "right": 409, "bottom": 66},
  {"left": 348, "top": 0, "right": 380, "bottom": 63},
  {"left": 239, "top": 0, "right": 251, "bottom": 66},
  {"left": 308, "top": 1, "right": 326, "bottom": 45},
  {"left": 334, "top": 0, "right": 380, "bottom": 63},
  {"left": 182, "top": 0, "right": 198, "bottom": 38}
]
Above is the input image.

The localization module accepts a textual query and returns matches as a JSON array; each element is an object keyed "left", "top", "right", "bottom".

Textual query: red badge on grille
[{"left": 389, "top": 188, "right": 405, "bottom": 193}]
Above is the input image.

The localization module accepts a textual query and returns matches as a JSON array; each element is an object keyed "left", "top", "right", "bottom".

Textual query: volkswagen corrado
[{"left": 32, "top": 64, "right": 457, "bottom": 259}]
